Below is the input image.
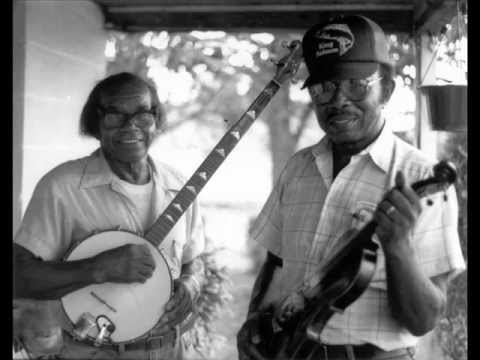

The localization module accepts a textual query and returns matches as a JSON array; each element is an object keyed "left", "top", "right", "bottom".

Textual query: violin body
[{"left": 254, "top": 233, "right": 378, "bottom": 359}]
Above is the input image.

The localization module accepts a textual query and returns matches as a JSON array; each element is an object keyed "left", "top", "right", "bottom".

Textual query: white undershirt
[{"left": 116, "top": 178, "right": 154, "bottom": 230}]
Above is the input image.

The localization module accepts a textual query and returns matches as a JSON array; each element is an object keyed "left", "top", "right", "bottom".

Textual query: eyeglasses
[
  {"left": 100, "top": 108, "right": 156, "bottom": 129},
  {"left": 309, "top": 76, "right": 383, "bottom": 104}
]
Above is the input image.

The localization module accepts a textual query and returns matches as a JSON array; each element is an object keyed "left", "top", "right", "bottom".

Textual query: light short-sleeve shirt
[
  {"left": 14, "top": 149, "right": 205, "bottom": 328},
  {"left": 251, "top": 125, "right": 465, "bottom": 351}
]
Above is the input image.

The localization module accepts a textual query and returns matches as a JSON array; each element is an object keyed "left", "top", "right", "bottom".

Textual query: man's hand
[
  {"left": 154, "top": 279, "right": 194, "bottom": 335},
  {"left": 374, "top": 171, "right": 423, "bottom": 253},
  {"left": 92, "top": 244, "right": 156, "bottom": 284},
  {"left": 237, "top": 313, "right": 267, "bottom": 360}
]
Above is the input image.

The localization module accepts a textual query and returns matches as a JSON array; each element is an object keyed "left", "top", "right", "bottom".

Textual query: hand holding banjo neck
[{"left": 145, "top": 40, "right": 303, "bottom": 247}]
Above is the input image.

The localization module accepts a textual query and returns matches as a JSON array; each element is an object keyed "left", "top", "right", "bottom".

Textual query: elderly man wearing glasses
[
  {"left": 14, "top": 73, "right": 206, "bottom": 360},
  {"left": 238, "top": 15, "right": 465, "bottom": 360}
]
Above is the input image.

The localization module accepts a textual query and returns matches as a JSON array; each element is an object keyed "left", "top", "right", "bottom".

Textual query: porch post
[
  {"left": 415, "top": 33, "right": 438, "bottom": 158},
  {"left": 13, "top": 0, "right": 26, "bottom": 236}
]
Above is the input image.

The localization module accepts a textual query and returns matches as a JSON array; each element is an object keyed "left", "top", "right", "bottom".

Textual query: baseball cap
[{"left": 302, "top": 15, "right": 393, "bottom": 88}]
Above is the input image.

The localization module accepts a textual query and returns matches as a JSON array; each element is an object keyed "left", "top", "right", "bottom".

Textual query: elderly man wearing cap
[{"left": 237, "top": 15, "right": 465, "bottom": 360}]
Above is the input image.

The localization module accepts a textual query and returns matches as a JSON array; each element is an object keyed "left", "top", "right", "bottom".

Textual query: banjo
[{"left": 60, "top": 40, "right": 303, "bottom": 347}]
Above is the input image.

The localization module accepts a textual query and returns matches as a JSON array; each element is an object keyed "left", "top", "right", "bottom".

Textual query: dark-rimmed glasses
[
  {"left": 309, "top": 76, "right": 383, "bottom": 104},
  {"left": 99, "top": 108, "right": 156, "bottom": 129}
]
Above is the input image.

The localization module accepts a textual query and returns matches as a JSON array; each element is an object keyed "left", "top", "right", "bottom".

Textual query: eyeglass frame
[
  {"left": 97, "top": 106, "right": 158, "bottom": 129},
  {"left": 308, "top": 76, "right": 384, "bottom": 104}
]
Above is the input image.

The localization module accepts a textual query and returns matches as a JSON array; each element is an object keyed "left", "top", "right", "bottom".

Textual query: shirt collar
[
  {"left": 358, "top": 121, "right": 395, "bottom": 173},
  {"left": 80, "top": 148, "right": 175, "bottom": 191},
  {"left": 311, "top": 120, "right": 395, "bottom": 173}
]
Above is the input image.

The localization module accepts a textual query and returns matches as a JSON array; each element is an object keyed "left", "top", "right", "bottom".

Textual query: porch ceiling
[{"left": 93, "top": 0, "right": 461, "bottom": 35}]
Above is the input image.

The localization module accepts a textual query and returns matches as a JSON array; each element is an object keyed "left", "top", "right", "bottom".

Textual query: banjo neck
[
  {"left": 145, "top": 90, "right": 274, "bottom": 246},
  {"left": 145, "top": 40, "right": 303, "bottom": 247}
]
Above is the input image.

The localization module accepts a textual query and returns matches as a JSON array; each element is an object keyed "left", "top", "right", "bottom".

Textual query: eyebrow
[{"left": 102, "top": 105, "right": 152, "bottom": 112}]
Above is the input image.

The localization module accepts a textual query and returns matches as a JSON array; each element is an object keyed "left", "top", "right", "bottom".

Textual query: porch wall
[{"left": 13, "top": 0, "right": 107, "bottom": 234}]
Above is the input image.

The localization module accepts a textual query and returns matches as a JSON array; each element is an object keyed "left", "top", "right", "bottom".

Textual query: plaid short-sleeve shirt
[{"left": 251, "top": 125, "right": 465, "bottom": 351}]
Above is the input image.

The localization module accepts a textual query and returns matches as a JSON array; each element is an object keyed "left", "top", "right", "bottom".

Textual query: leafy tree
[{"left": 106, "top": 31, "right": 313, "bottom": 181}]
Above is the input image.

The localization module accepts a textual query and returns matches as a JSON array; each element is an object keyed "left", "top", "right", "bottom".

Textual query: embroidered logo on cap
[{"left": 314, "top": 23, "right": 355, "bottom": 58}]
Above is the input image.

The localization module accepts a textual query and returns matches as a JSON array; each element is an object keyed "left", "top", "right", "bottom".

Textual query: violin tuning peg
[
  {"left": 269, "top": 58, "right": 279, "bottom": 65},
  {"left": 426, "top": 199, "right": 434, "bottom": 206}
]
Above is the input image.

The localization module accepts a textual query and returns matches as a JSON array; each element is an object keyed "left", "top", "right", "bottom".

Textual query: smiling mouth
[
  {"left": 328, "top": 114, "right": 356, "bottom": 125},
  {"left": 117, "top": 138, "right": 143, "bottom": 144}
]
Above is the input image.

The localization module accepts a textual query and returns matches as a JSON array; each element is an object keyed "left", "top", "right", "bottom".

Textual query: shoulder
[
  {"left": 36, "top": 156, "right": 91, "bottom": 193},
  {"left": 279, "top": 145, "right": 318, "bottom": 183}
]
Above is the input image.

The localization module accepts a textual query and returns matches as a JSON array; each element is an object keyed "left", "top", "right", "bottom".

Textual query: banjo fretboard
[
  {"left": 144, "top": 81, "right": 281, "bottom": 246},
  {"left": 144, "top": 40, "right": 303, "bottom": 246}
]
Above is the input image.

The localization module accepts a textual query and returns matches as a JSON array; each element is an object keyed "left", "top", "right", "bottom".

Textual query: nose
[
  {"left": 330, "top": 84, "right": 349, "bottom": 106},
  {"left": 122, "top": 115, "right": 139, "bottom": 129}
]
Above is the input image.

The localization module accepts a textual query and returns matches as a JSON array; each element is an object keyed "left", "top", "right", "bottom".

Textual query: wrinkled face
[
  {"left": 308, "top": 71, "right": 388, "bottom": 147},
  {"left": 98, "top": 87, "right": 157, "bottom": 164}
]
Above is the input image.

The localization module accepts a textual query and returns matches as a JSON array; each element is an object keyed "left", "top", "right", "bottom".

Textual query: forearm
[
  {"left": 384, "top": 242, "right": 446, "bottom": 336},
  {"left": 180, "top": 257, "right": 205, "bottom": 301},
  {"left": 247, "top": 251, "right": 281, "bottom": 315},
  {"left": 14, "top": 244, "right": 98, "bottom": 300}
]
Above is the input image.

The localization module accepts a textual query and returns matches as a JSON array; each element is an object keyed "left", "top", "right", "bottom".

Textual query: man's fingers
[
  {"left": 395, "top": 171, "right": 422, "bottom": 213},
  {"left": 395, "top": 170, "right": 406, "bottom": 188},
  {"left": 386, "top": 191, "right": 414, "bottom": 222},
  {"left": 384, "top": 180, "right": 421, "bottom": 223}
]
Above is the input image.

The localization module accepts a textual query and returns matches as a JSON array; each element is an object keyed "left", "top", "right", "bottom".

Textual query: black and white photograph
[{"left": 13, "top": 1, "right": 467, "bottom": 359}]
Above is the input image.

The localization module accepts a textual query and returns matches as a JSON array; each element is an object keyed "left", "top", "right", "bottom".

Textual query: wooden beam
[
  {"left": 107, "top": 4, "right": 414, "bottom": 13},
  {"left": 102, "top": 10, "right": 413, "bottom": 33}
]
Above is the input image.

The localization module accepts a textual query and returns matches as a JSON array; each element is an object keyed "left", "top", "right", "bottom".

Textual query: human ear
[{"left": 380, "top": 79, "right": 395, "bottom": 105}]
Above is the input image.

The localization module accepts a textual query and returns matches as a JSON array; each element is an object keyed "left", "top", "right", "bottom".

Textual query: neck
[{"left": 105, "top": 154, "right": 151, "bottom": 185}]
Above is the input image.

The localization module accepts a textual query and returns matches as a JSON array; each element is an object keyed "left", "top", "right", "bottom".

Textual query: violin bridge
[
  {"left": 329, "top": 305, "right": 344, "bottom": 314},
  {"left": 306, "top": 325, "right": 322, "bottom": 342}
]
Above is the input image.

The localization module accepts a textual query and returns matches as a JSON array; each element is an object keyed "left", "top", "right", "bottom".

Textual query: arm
[
  {"left": 236, "top": 252, "right": 282, "bottom": 360},
  {"left": 375, "top": 171, "right": 447, "bottom": 336},
  {"left": 248, "top": 251, "right": 283, "bottom": 315},
  {"left": 14, "top": 243, "right": 97, "bottom": 300},
  {"left": 14, "top": 242, "right": 156, "bottom": 300},
  {"left": 180, "top": 256, "right": 206, "bottom": 302},
  {"left": 384, "top": 246, "right": 447, "bottom": 335}
]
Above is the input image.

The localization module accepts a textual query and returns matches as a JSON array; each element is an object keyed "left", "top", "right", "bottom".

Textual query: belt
[
  {"left": 66, "top": 330, "right": 177, "bottom": 352},
  {"left": 295, "top": 342, "right": 415, "bottom": 360}
]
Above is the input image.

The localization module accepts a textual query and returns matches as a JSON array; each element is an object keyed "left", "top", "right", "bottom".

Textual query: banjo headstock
[{"left": 272, "top": 40, "right": 303, "bottom": 85}]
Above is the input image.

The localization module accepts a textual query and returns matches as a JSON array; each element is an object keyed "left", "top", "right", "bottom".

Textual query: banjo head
[{"left": 61, "top": 231, "right": 172, "bottom": 344}]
